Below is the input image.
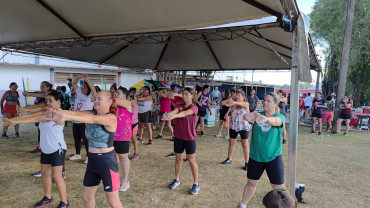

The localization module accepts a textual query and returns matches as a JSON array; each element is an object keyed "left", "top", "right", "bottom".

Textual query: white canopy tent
[{"left": 0, "top": 0, "right": 320, "bottom": 194}]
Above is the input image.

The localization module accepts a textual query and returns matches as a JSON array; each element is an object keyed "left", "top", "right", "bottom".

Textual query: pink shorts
[{"left": 322, "top": 111, "right": 333, "bottom": 123}]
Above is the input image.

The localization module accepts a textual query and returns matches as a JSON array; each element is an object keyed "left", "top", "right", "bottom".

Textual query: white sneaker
[
  {"left": 69, "top": 154, "right": 82, "bottom": 160},
  {"left": 215, "top": 133, "right": 222, "bottom": 137},
  {"left": 224, "top": 134, "right": 230, "bottom": 139},
  {"left": 84, "top": 157, "right": 88, "bottom": 164},
  {"left": 119, "top": 180, "right": 130, "bottom": 192},
  {"left": 152, "top": 126, "right": 156, "bottom": 130}
]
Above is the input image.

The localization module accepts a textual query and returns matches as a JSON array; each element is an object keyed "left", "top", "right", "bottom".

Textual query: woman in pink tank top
[{"left": 114, "top": 87, "right": 133, "bottom": 192}]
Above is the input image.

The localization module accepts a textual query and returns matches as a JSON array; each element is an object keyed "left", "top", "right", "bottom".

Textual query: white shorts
[{"left": 298, "top": 110, "right": 304, "bottom": 119}]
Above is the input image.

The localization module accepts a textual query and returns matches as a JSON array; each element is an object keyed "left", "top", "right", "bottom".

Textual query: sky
[{"left": 1, "top": 0, "right": 320, "bottom": 86}]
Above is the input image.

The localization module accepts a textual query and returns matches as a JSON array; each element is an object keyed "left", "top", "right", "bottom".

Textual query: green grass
[{"left": 0, "top": 121, "right": 369, "bottom": 208}]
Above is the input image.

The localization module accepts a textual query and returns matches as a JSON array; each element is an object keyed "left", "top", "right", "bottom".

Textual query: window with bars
[{"left": 54, "top": 72, "right": 116, "bottom": 85}]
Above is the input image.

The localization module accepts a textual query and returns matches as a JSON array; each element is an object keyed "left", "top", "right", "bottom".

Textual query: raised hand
[
  {"left": 22, "top": 91, "right": 28, "bottom": 96},
  {"left": 45, "top": 109, "right": 65, "bottom": 126}
]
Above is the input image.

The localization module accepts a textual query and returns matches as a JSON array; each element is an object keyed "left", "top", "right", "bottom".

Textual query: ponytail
[{"left": 266, "top": 92, "right": 281, "bottom": 113}]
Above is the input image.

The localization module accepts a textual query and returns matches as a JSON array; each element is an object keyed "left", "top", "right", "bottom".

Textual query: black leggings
[{"left": 73, "top": 123, "right": 89, "bottom": 155}]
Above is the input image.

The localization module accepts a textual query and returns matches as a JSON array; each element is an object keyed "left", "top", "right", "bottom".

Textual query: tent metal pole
[
  {"left": 288, "top": 26, "right": 299, "bottom": 194},
  {"left": 315, "top": 72, "right": 320, "bottom": 93}
]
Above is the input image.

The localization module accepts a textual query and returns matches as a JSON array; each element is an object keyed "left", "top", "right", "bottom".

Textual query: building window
[{"left": 226, "top": 76, "right": 233, "bottom": 81}]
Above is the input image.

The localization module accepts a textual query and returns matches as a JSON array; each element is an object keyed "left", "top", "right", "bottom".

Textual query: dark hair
[
  {"left": 110, "top": 85, "right": 117, "bottom": 92},
  {"left": 171, "top": 84, "right": 176, "bottom": 90},
  {"left": 61, "top": 86, "right": 67, "bottom": 92},
  {"left": 95, "top": 86, "right": 101, "bottom": 92},
  {"left": 41, "top": 81, "right": 53, "bottom": 90},
  {"left": 183, "top": 87, "right": 197, "bottom": 104},
  {"left": 82, "top": 82, "right": 92, "bottom": 96},
  {"left": 202, "top": 85, "right": 209, "bottom": 92},
  {"left": 326, "top": 96, "right": 332, "bottom": 101},
  {"left": 152, "top": 85, "right": 158, "bottom": 92},
  {"left": 47, "top": 90, "right": 64, "bottom": 108},
  {"left": 263, "top": 188, "right": 297, "bottom": 208},
  {"left": 231, "top": 89, "right": 236, "bottom": 93},
  {"left": 9, "top": 82, "right": 17, "bottom": 88},
  {"left": 277, "top": 90, "right": 283, "bottom": 94},
  {"left": 196, "top": 85, "right": 202, "bottom": 93},
  {"left": 307, "top": 93, "right": 311, "bottom": 96},
  {"left": 223, "top": 89, "right": 230, "bottom": 99},
  {"left": 118, "top": 86, "right": 130, "bottom": 98},
  {"left": 142, "top": 86, "right": 151, "bottom": 94}
]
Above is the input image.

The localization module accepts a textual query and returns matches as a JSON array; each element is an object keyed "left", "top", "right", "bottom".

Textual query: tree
[{"left": 310, "top": 0, "right": 369, "bottom": 106}]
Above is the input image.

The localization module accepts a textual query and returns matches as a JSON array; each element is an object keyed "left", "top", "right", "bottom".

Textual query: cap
[
  {"left": 331, "top": 93, "right": 336, "bottom": 96},
  {"left": 303, "top": 93, "right": 307, "bottom": 96}
]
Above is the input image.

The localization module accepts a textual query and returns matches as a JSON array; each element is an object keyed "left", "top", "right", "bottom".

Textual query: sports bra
[
  {"left": 85, "top": 112, "right": 115, "bottom": 149},
  {"left": 6, "top": 90, "right": 19, "bottom": 102}
]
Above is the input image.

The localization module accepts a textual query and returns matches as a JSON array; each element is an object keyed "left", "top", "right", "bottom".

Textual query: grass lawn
[{"left": 0, "top": 121, "right": 369, "bottom": 208}]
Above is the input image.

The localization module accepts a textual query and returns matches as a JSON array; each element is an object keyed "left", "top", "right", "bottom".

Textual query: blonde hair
[{"left": 265, "top": 92, "right": 281, "bottom": 113}]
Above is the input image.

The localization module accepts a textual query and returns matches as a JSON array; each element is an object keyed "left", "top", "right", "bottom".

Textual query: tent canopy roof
[{"left": 1, "top": 0, "right": 320, "bottom": 73}]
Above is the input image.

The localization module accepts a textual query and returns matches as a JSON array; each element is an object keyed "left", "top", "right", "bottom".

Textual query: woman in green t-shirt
[{"left": 236, "top": 92, "right": 285, "bottom": 208}]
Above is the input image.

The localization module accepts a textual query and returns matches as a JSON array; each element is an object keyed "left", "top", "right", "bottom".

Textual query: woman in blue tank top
[{"left": 48, "top": 90, "right": 123, "bottom": 208}]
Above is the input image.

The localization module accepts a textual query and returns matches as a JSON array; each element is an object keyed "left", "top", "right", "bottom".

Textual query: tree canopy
[{"left": 310, "top": 0, "right": 369, "bottom": 106}]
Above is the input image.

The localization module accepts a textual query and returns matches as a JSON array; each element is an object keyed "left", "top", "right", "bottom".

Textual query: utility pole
[{"left": 332, "top": 0, "right": 356, "bottom": 132}]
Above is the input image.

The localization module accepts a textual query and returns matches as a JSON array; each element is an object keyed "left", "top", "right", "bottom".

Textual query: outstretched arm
[
  {"left": 22, "top": 91, "right": 47, "bottom": 98},
  {"left": 116, "top": 98, "right": 132, "bottom": 112},
  {"left": 162, "top": 108, "right": 194, "bottom": 121},
  {"left": 252, "top": 111, "right": 283, "bottom": 126},
  {"left": 3, "top": 111, "right": 46, "bottom": 127},
  {"left": 47, "top": 109, "right": 117, "bottom": 132},
  {"left": 17, "top": 103, "right": 47, "bottom": 114}
]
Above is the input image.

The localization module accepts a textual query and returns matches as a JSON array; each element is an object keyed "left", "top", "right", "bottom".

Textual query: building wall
[{"left": 119, "top": 72, "right": 155, "bottom": 89}]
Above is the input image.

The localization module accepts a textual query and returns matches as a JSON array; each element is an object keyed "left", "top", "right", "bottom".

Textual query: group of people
[
  {"left": 297, "top": 92, "right": 353, "bottom": 136},
  {"left": 2, "top": 76, "right": 312, "bottom": 208}
]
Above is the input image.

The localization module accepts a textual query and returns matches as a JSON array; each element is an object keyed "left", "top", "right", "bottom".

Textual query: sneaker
[
  {"left": 310, "top": 130, "right": 316, "bottom": 134},
  {"left": 243, "top": 163, "right": 248, "bottom": 171},
  {"left": 34, "top": 196, "right": 54, "bottom": 208},
  {"left": 343, "top": 133, "right": 348, "bottom": 136},
  {"left": 69, "top": 154, "right": 82, "bottom": 160},
  {"left": 166, "top": 153, "right": 175, "bottom": 158},
  {"left": 282, "top": 139, "right": 287, "bottom": 144},
  {"left": 169, "top": 179, "right": 180, "bottom": 189},
  {"left": 189, "top": 184, "right": 200, "bottom": 195},
  {"left": 236, "top": 203, "right": 243, "bottom": 208},
  {"left": 33, "top": 170, "right": 41, "bottom": 177},
  {"left": 131, "top": 153, "right": 139, "bottom": 160},
  {"left": 215, "top": 133, "right": 222, "bottom": 137},
  {"left": 56, "top": 201, "right": 70, "bottom": 208},
  {"left": 221, "top": 158, "right": 232, "bottom": 164},
  {"left": 30, "top": 146, "right": 41, "bottom": 153},
  {"left": 147, "top": 140, "right": 153, "bottom": 145},
  {"left": 155, "top": 134, "right": 162, "bottom": 139},
  {"left": 62, "top": 172, "right": 66, "bottom": 179},
  {"left": 84, "top": 157, "right": 88, "bottom": 164},
  {"left": 224, "top": 134, "right": 230, "bottom": 139},
  {"left": 1, "top": 133, "right": 8, "bottom": 139},
  {"left": 200, "top": 131, "right": 205, "bottom": 136},
  {"left": 119, "top": 180, "right": 130, "bottom": 192},
  {"left": 15, "top": 132, "right": 19, "bottom": 138},
  {"left": 138, "top": 138, "right": 144, "bottom": 143},
  {"left": 318, "top": 132, "right": 321, "bottom": 136},
  {"left": 332, "top": 132, "right": 339, "bottom": 135}
]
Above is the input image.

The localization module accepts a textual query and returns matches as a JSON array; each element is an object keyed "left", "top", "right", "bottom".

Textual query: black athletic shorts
[
  {"left": 83, "top": 150, "right": 120, "bottom": 192},
  {"left": 113, "top": 141, "right": 130, "bottom": 154},
  {"left": 311, "top": 113, "right": 323, "bottom": 118},
  {"left": 41, "top": 149, "right": 66, "bottom": 167},
  {"left": 174, "top": 137, "right": 196, "bottom": 154},
  {"left": 339, "top": 114, "right": 353, "bottom": 120},
  {"left": 219, "top": 108, "right": 228, "bottom": 121},
  {"left": 138, "top": 111, "right": 152, "bottom": 123},
  {"left": 132, "top": 122, "right": 138, "bottom": 129},
  {"left": 229, "top": 129, "right": 250, "bottom": 140},
  {"left": 198, "top": 110, "right": 207, "bottom": 117},
  {"left": 247, "top": 155, "right": 284, "bottom": 185}
]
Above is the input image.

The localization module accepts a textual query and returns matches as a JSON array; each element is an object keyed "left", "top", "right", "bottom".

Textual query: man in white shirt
[
  {"left": 212, "top": 87, "right": 221, "bottom": 102},
  {"left": 304, "top": 93, "right": 313, "bottom": 119}
]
